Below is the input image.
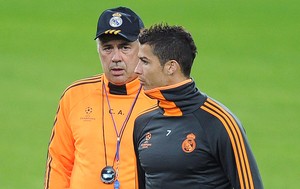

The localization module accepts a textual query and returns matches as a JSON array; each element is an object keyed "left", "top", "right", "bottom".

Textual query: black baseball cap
[{"left": 95, "top": 7, "right": 144, "bottom": 41}]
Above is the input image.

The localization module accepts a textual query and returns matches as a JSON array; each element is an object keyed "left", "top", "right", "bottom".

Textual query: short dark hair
[{"left": 138, "top": 23, "right": 197, "bottom": 77}]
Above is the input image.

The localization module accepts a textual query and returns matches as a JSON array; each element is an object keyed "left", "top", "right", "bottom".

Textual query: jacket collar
[
  {"left": 144, "top": 79, "right": 206, "bottom": 116},
  {"left": 103, "top": 75, "right": 141, "bottom": 95}
]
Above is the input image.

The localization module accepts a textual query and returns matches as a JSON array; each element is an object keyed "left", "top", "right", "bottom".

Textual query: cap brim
[{"left": 94, "top": 32, "right": 138, "bottom": 42}]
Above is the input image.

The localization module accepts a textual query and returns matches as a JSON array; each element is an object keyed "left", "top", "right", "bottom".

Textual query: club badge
[
  {"left": 109, "top": 13, "right": 123, "bottom": 27},
  {"left": 182, "top": 133, "right": 196, "bottom": 153}
]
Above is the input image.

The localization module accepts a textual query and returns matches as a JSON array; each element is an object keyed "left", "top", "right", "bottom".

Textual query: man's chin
[
  {"left": 109, "top": 77, "right": 127, "bottom": 85},
  {"left": 110, "top": 76, "right": 138, "bottom": 86},
  {"left": 141, "top": 85, "right": 151, "bottom": 91}
]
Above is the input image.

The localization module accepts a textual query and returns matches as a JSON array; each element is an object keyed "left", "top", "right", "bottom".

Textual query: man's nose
[
  {"left": 112, "top": 49, "right": 122, "bottom": 62},
  {"left": 134, "top": 61, "right": 142, "bottom": 75}
]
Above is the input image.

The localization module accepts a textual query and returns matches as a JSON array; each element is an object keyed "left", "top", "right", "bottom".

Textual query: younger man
[{"left": 134, "top": 24, "right": 263, "bottom": 189}]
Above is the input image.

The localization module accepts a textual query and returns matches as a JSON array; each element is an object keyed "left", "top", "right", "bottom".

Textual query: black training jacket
[{"left": 133, "top": 79, "right": 263, "bottom": 189}]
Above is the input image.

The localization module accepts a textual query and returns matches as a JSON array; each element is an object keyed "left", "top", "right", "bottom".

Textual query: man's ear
[{"left": 164, "top": 60, "right": 179, "bottom": 75}]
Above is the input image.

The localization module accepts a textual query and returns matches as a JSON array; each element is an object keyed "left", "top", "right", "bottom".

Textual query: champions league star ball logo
[
  {"left": 85, "top": 107, "right": 93, "bottom": 114},
  {"left": 109, "top": 13, "right": 123, "bottom": 27}
]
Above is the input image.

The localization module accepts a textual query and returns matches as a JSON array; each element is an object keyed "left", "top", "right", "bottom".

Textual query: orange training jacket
[{"left": 44, "top": 74, "right": 156, "bottom": 189}]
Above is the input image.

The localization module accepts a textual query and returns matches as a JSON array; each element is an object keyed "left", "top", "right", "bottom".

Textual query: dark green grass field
[{"left": 1, "top": 0, "right": 299, "bottom": 188}]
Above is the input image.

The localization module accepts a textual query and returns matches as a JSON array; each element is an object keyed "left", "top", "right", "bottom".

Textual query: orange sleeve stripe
[
  {"left": 44, "top": 75, "right": 106, "bottom": 188},
  {"left": 44, "top": 156, "right": 53, "bottom": 189},
  {"left": 200, "top": 105, "right": 245, "bottom": 188},
  {"left": 44, "top": 126, "right": 55, "bottom": 189},
  {"left": 201, "top": 98, "right": 254, "bottom": 189},
  {"left": 137, "top": 105, "right": 159, "bottom": 117},
  {"left": 206, "top": 98, "right": 254, "bottom": 189},
  {"left": 61, "top": 75, "right": 102, "bottom": 98},
  {"left": 70, "top": 74, "right": 102, "bottom": 85}
]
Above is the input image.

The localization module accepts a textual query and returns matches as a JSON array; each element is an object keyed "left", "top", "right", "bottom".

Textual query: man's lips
[{"left": 111, "top": 68, "right": 124, "bottom": 75}]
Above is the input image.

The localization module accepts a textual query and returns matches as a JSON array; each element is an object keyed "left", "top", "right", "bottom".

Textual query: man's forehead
[
  {"left": 139, "top": 43, "right": 153, "bottom": 53},
  {"left": 138, "top": 44, "right": 154, "bottom": 59},
  {"left": 100, "top": 39, "right": 131, "bottom": 46}
]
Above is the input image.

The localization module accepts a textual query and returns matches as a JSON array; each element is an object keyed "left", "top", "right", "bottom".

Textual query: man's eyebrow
[
  {"left": 139, "top": 56, "right": 150, "bottom": 61},
  {"left": 101, "top": 43, "right": 112, "bottom": 47}
]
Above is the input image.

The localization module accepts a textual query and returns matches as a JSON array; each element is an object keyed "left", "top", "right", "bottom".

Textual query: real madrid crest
[
  {"left": 109, "top": 12, "right": 123, "bottom": 27},
  {"left": 182, "top": 133, "right": 196, "bottom": 153}
]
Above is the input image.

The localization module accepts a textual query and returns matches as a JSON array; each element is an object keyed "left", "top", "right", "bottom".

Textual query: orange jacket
[{"left": 44, "top": 74, "right": 156, "bottom": 189}]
